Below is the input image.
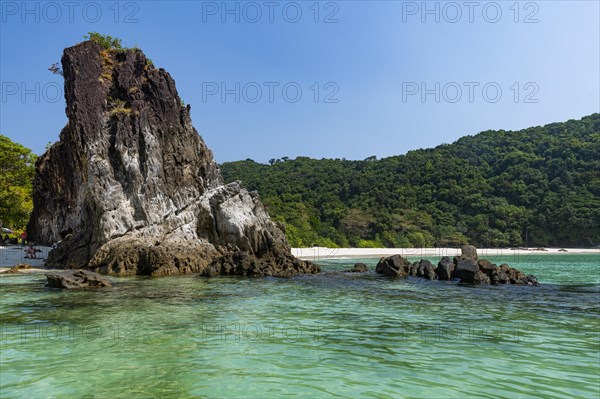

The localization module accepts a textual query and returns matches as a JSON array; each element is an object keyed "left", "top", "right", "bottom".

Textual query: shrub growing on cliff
[
  {"left": 107, "top": 97, "right": 131, "bottom": 115},
  {"left": 84, "top": 32, "right": 123, "bottom": 50},
  {"left": 48, "top": 63, "right": 63, "bottom": 76}
]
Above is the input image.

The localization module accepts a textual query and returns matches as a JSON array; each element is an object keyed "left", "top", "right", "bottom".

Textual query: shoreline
[
  {"left": 2, "top": 245, "right": 598, "bottom": 271},
  {"left": 292, "top": 247, "right": 600, "bottom": 260},
  {"left": 0, "top": 245, "right": 50, "bottom": 268}
]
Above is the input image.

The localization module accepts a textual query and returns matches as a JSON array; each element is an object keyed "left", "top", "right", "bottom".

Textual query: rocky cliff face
[{"left": 27, "top": 40, "right": 319, "bottom": 277}]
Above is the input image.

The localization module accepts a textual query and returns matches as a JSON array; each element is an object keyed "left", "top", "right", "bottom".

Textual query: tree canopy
[
  {"left": 222, "top": 114, "right": 600, "bottom": 248},
  {"left": 0, "top": 135, "right": 37, "bottom": 230}
]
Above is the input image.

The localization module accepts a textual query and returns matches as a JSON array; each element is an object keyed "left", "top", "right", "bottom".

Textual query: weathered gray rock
[
  {"left": 435, "top": 256, "right": 454, "bottom": 280},
  {"left": 45, "top": 270, "right": 113, "bottom": 289},
  {"left": 477, "top": 259, "right": 495, "bottom": 274},
  {"left": 417, "top": 260, "right": 438, "bottom": 280},
  {"left": 375, "top": 255, "right": 411, "bottom": 277},
  {"left": 27, "top": 40, "right": 319, "bottom": 278},
  {"left": 460, "top": 245, "right": 478, "bottom": 260},
  {"left": 491, "top": 267, "right": 510, "bottom": 284},
  {"left": 473, "top": 270, "right": 491, "bottom": 284},
  {"left": 409, "top": 261, "right": 420, "bottom": 276},
  {"left": 453, "top": 259, "right": 480, "bottom": 284}
]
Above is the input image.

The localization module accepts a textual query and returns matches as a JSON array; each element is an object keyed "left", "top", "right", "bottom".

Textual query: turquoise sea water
[{"left": 1, "top": 254, "right": 599, "bottom": 398}]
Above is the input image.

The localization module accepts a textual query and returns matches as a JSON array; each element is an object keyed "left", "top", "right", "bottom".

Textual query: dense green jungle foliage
[
  {"left": 0, "top": 135, "right": 36, "bottom": 231},
  {"left": 222, "top": 114, "right": 600, "bottom": 248}
]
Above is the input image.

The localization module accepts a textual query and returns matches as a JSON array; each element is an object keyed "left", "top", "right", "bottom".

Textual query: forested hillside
[{"left": 221, "top": 114, "right": 600, "bottom": 248}]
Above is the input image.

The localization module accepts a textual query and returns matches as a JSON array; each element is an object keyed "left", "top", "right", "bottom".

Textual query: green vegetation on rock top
[{"left": 84, "top": 32, "right": 123, "bottom": 50}]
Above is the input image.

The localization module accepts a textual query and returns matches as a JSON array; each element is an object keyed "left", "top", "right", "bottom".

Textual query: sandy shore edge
[
  {"left": 292, "top": 247, "right": 600, "bottom": 260},
  {"left": 0, "top": 245, "right": 52, "bottom": 271},
  {"left": 2, "top": 245, "right": 598, "bottom": 271}
]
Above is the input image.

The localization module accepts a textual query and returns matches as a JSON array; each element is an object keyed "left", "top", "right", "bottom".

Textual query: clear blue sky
[{"left": 1, "top": 1, "right": 599, "bottom": 163}]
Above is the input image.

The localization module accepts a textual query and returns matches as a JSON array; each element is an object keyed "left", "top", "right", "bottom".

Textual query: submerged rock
[
  {"left": 27, "top": 40, "right": 319, "bottom": 278},
  {"left": 345, "top": 263, "right": 368, "bottom": 273},
  {"left": 498, "top": 264, "right": 538, "bottom": 286},
  {"left": 45, "top": 270, "right": 113, "bottom": 289}
]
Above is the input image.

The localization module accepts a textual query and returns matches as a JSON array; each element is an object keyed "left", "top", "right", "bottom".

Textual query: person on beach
[{"left": 25, "top": 243, "right": 37, "bottom": 259}]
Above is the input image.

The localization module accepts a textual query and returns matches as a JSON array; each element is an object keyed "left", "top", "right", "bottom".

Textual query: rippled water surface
[{"left": 1, "top": 254, "right": 599, "bottom": 398}]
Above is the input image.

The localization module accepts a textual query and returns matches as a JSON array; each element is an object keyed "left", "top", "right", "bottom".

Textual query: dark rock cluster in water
[
  {"left": 375, "top": 245, "right": 538, "bottom": 286},
  {"left": 27, "top": 40, "right": 319, "bottom": 278}
]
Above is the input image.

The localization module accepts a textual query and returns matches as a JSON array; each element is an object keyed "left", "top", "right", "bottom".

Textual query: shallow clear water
[{"left": 1, "top": 254, "right": 599, "bottom": 398}]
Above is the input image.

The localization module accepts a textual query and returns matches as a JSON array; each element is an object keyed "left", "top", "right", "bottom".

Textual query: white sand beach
[
  {"left": 292, "top": 247, "right": 600, "bottom": 261},
  {"left": 2, "top": 245, "right": 597, "bottom": 272},
  {"left": 0, "top": 245, "right": 51, "bottom": 272}
]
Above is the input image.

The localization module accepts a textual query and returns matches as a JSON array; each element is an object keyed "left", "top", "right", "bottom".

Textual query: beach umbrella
[{"left": 1, "top": 228, "right": 14, "bottom": 234}]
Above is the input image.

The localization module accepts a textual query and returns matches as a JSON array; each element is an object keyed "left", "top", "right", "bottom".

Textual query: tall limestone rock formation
[{"left": 27, "top": 40, "right": 319, "bottom": 277}]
